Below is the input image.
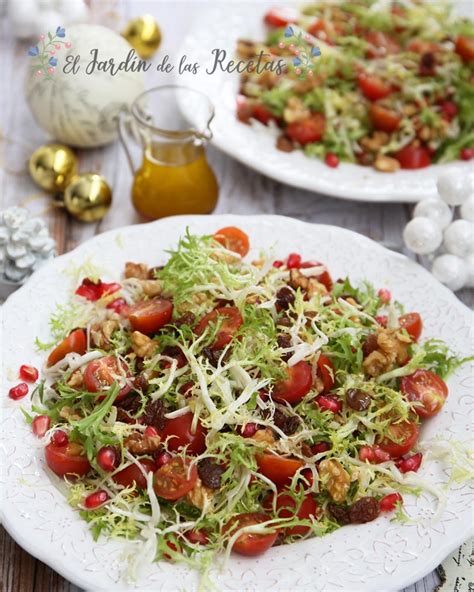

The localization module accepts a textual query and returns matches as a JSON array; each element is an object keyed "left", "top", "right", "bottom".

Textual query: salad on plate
[
  {"left": 236, "top": 0, "right": 474, "bottom": 171},
  {"left": 10, "top": 226, "right": 473, "bottom": 582}
]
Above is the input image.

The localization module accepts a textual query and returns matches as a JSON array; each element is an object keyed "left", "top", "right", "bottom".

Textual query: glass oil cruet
[{"left": 118, "top": 85, "right": 219, "bottom": 219}]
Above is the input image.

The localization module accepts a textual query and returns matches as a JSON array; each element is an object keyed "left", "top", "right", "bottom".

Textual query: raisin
[
  {"left": 328, "top": 504, "right": 351, "bottom": 525},
  {"left": 276, "top": 286, "right": 295, "bottom": 309},
  {"left": 276, "top": 136, "right": 294, "bottom": 153},
  {"left": 198, "top": 458, "right": 224, "bottom": 489},
  {"left": 174, "top": 312, "right": 196, "bottom": 328},
  {"left": 142, "top": 399, "right": 166, "bottom": 431},
  {"left": 277, "top": 334, "right": 292, "bottom": 362},
  {"left": 346, "top": 388, "right": 371, "bottom": 411},
  {"left": 362, "top": 333, "right": 378, "bottom": 358},
  {"left": 148, "top": 265, "right": 164, "bottom": 279},
  {"left": 133, "top": 373, "right": 149, "bottom": 393},
  {"left": 276, "top": 315, "right": 292, "bottom": 328},
  {"left": 420, "top": 52, "right": 435, "bottom": 76},
  {"left": 116, "top": 392, "right": 141, "bottom": 413},
  {"left": 202, "top": 347, "right": 229, "bottom": 367},
  {"left": 272, "top": 409, "right": 300, "bottom": 436},
  {"left": 348, "top": 497, "right": 380, "bottom": 524}
]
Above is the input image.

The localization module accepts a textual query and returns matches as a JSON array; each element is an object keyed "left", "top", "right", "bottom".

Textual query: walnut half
[
  {"left": 319, "top": 458, "right": 350, "bottom": 503},
  {"left": 131, "top": 331, "right": 157, "bottom": 358},
  {"left": 124, "top": 431, "right": 161, "bottom": 454}
]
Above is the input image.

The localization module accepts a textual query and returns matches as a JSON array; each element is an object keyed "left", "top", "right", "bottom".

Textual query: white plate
[
  {"left": 179, "top": 1, "right": 472, "bottom": 202},
  {"left": 1, "top": 214, "right": 473, "bottom": 592}
]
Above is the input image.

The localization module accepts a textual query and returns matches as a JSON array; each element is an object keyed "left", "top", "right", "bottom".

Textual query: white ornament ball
[
  {"left": 464, "top": 253, "right": 474, "bottom": 288},
  {"left": 443, "top": 219, "right": 474, "bottom": 258},
  {"left": 460, "top": 196, "right": 474, "bottom": 223},
  {"left": 403, "top": 217, "right": 443, "bottom": 255},
  {"left": 25, "top": 24, "right": 145, "bottom": 148},
  {"left": 436, "top": 170, "right": 472, "bottom": 206},
  {"left": 432, "top": 254, "right": 467, "bottom": 291},
  {"left": 413, "top": 198, "right": 453, "bottom": 230}
]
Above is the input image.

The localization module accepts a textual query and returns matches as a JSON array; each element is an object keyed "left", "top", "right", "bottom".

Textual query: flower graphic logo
[
  {"left": 27, "top": 26, "right": 72, "bottom": 80},
  {"left": 278, "top": 25, "right": 321, "bottom": 78}
]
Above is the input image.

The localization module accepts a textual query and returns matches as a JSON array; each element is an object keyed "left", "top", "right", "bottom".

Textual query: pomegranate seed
[
  {"left": 106, "top": 298, "right": 128, "bottom": 314},
  {"left": 240, "top": 422, "right": 258, "bottom": 437},
  {"left": 375, "top": 315, "right": 388, "bottom": 327},
  {"left": 155, "top": 450, "right": 172, "bottom": 468},
  {"left": 359, "top": 445, "right": 390, "bottom": 464},
  {"left": 314, "top": 394, "right": 342, "bottom": 413},
  {"left": 311, "top": 441, "right": 331, "bottom": 454},
  {"left": 273, "top": 260, "right": 284, "bottom": 268},
  {"left": 32, "top": 415, "right": 51, "bottom": 437},
  {"left": 325, "top": 152, "right": 340, "bottom": 168},
  {"left": 286, "top": 253, "right": 302, "bottom": 269},
  {"left": 377, "top": 288, "right": 391, "bottom": 304},
  {"left": 19, "top": 365, "right": 39, "bottom": 382},
  {"left": 144, "top": 426, "right": 159, "bottom": 437},
  {"left": 439, "top": 100, "right": 458, "bottom": 120},
  {"left": 380, "top": 492, "right": 403, "bottom": 512},
  {"left": 51, "top": 430, "right": 69, "bottom": 447},
  {"left": 8, "top": 383, "right": 29, "bottom": 400},
  {"left": 396, "top": 452, "right": 423, "bottom": 474},
  {"left": 460, "top": 147, "right": 474, "bottom": 161},
  {"left": 97, "top": 446, "right": 118, "bottom": 472},
  {"left": 185, "top": 529, "right": 209, "bottom": 545},
  {"left": 84, "top": 489, "right": 109, "bottom": 509}
]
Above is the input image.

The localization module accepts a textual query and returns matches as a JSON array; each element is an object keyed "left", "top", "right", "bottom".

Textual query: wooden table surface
[{"left": 0, "top": 1, "right": 471, "bottom": 591}]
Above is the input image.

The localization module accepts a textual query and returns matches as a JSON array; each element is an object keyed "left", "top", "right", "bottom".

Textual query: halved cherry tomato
[
  {"left": 158, "top": 412, "right": 207, "bottom": 456},
  {"left": 401, "top": 369, "right": 448, "bottom": 418},
  {"left": 395, "top": 145, "right": 431, "bottom": 170},
  {"left": 264, "top": 490, "right": 318, "bottom": 536},
  {"left": 407, "top": 39, "right": 440, "bottom": 54},
  {"left": 83, "top": 355, "right": 132, "bottom": 401},
  {"left": 377, "top": 420, "right": 419, "bottom": 458},
  {"left": 252, "top": 103, "right": 276, "bottom": 125},
  {"left": 153, "top": 457, "right": 198, "bottom": 500},
  {"left": 365, "top": 31, "right": 400, "bottom": 59},
  {"left": 286, "top": 114, "right": 326, "bottom": 145},
  {"left": 264, "top": 7, "right": 298, "bottom": 28},
  {"left": 45, "top": 441, "right": 91, "bottom": 477},
  {"left": 195, "top": 306, "right": 243, "bottom": 350},
  {"left": 455, "top": 36, "right": 474, "bottom": 62},
  {"left": 256, "top": 453, "right": 304, "bottom": 486},
  {"left": 357, "top": 73, "right": 392, "bottom": 101},
  {"left": 273, "top": 361, "right": 313, "bottom": 404},
  {"left": 213, "top": 226, "right": 250, "bottom": 257},
  {"left": 399, "top": 312, "right": 423, "bottom": 341},
  {"left": 369, "top": 104, "right": 401, "bottom": 133},
  {"left": 128, "top": 299, "right": 173, "bottom": 334},
  {"left": 75, "top": 278, "right": 121, "bottom": 302},
  {"left": 47, "top": 329, "right": 87, "bottom": 367},
  {"left": 185, "top": 529, "right": 209, "bottom": 545},
  {"left": 224, "top": 512, "right": 277, "bottom": 556},
  {"left": 316, "top": 354, "right": 335, "bottom": 393},
  {"left": 112, "top": 459, "right": 156, "bottom": 489}
]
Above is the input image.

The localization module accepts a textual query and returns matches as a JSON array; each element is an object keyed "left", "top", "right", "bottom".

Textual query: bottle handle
[{"left": 118, "top": 106, "right": 139, "bottom": 175}]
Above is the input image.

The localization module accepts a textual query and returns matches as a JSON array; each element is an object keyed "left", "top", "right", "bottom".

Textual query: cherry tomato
[
  {"left": 45, "top": 441, "right": 91, "bottom": 477},
  {"left": 286, "top": 114, "right": 326, "bottom": 145},
  {"left": 316, "top": 354, "right": 335, "bottom": 392},
  {"left": 369, "top": 104, "right": 401, "bottom": 133},
  {"left": 273, "top": 361, "right": 313, "bottom": 404},
  {"left": 396, "top": 452, "right": 423, "bottom": 473},
  {"left": 395, "top": 145, "right": 431, "bottom": 170},
  {"left": 47, "top": 329, "right": 87, "bottom": 367},
  {"left": 112, "top": 459, "right": 156, "bottom": 489},
  {"left": 455, "top": 36, "right": 474, "bottom": 62},
  {"left": 264, "top": 7, "right": 298, "bottom": 28},
  {"left": 357, "top": 73, "right": 392, "bottom": 101},
  {"left": 256, "top": 453, "right": 304, "bottom": 486},
  {"left": 128, "top": 299, "right": 173, "bottom": 334},
  {"left": 399, "top": 312, "right": 423, "bottom": 341},
  {"left": 158, "top": 412, "right": 207, "bottom": 456},
  {"left": 460, "top": 147, "right": 474, "bottom": 161},
  {"left": 213, "top": 226, "right": 250, "bottom": 257},
  {"left": 185, "top": 529, "right": 209, "bottom": 545},
  {"left": 407, "top": 39, "right": 440, "bottom": 54},
  {"left": 307, "top": 19, "right": 341, "bottom": 44},
  {"left": 365, "top": 31, "right": 400, "bottom": 59},
  {"left": 19, "top": 364, "right": 39, "bottom": 382},
  {"left": 83, "top": 355, "right": 132, "bottom": 402},
  {"left": 377, "top": 420, "right": 419, "bottom": 458},
  {"left": 401, "top": 370, "right": 448, "bottom": 418},
  {"left": 224, "top": 512, "right": 277, "bottom": 556},
  {"left": 264, "top": 490, "right": 318, "bottom": 536},
  {"left": 252, "top": 103, "right": 276, "bottom": 125},
  {"left": 153, "top": 457, "right": 198, "bottom": 500},
  {"left": 380, "top": 492, "right": 403, "bottom": 512},
  {"left": 195, "top": 306, "right": 243, "bottom": 350}
]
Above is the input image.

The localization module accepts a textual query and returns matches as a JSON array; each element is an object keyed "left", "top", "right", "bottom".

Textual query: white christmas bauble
[
  {"left": 8, "top": 0, "right": 89, "bottom": 39},
  {"left": 7, "top": 0, "right": 39, "bottom": 38},
  {"left": 464, "top": 253, "right": 474, "bottom": 288},
  {"left": 436, "top": 170, "right": 472, "bottom": 206},
  {"left": 460, "top": 196, "right": 474, "bottom": 223},
  {"left": 413, "top": 198, "right": 453, "bottom": 230},
  {"left": 432, "top": 254, "right": 467, "bottom": 291},
  {"left": 403, "top": 217, "right": 443, "bottom": 255},
  {"left": 443, "top": 220, "right": 474, "bottom": 258},
  {"left": 25, "top": 25, "right": 145, "bottom": 148},
  {"left": 36, "top": 10, "right": 64, "bottom": 35}
]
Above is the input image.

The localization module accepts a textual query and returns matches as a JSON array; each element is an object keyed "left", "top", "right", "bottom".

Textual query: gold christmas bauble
[
  {"left": 29, "top": 144, "right": 77, "bottom": 193},
  {"left": 122, "top": 15, "right": 161, "bottom": 59},
  {"left": 63, "top": 173, "right": 112, "bottom": 222}
]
